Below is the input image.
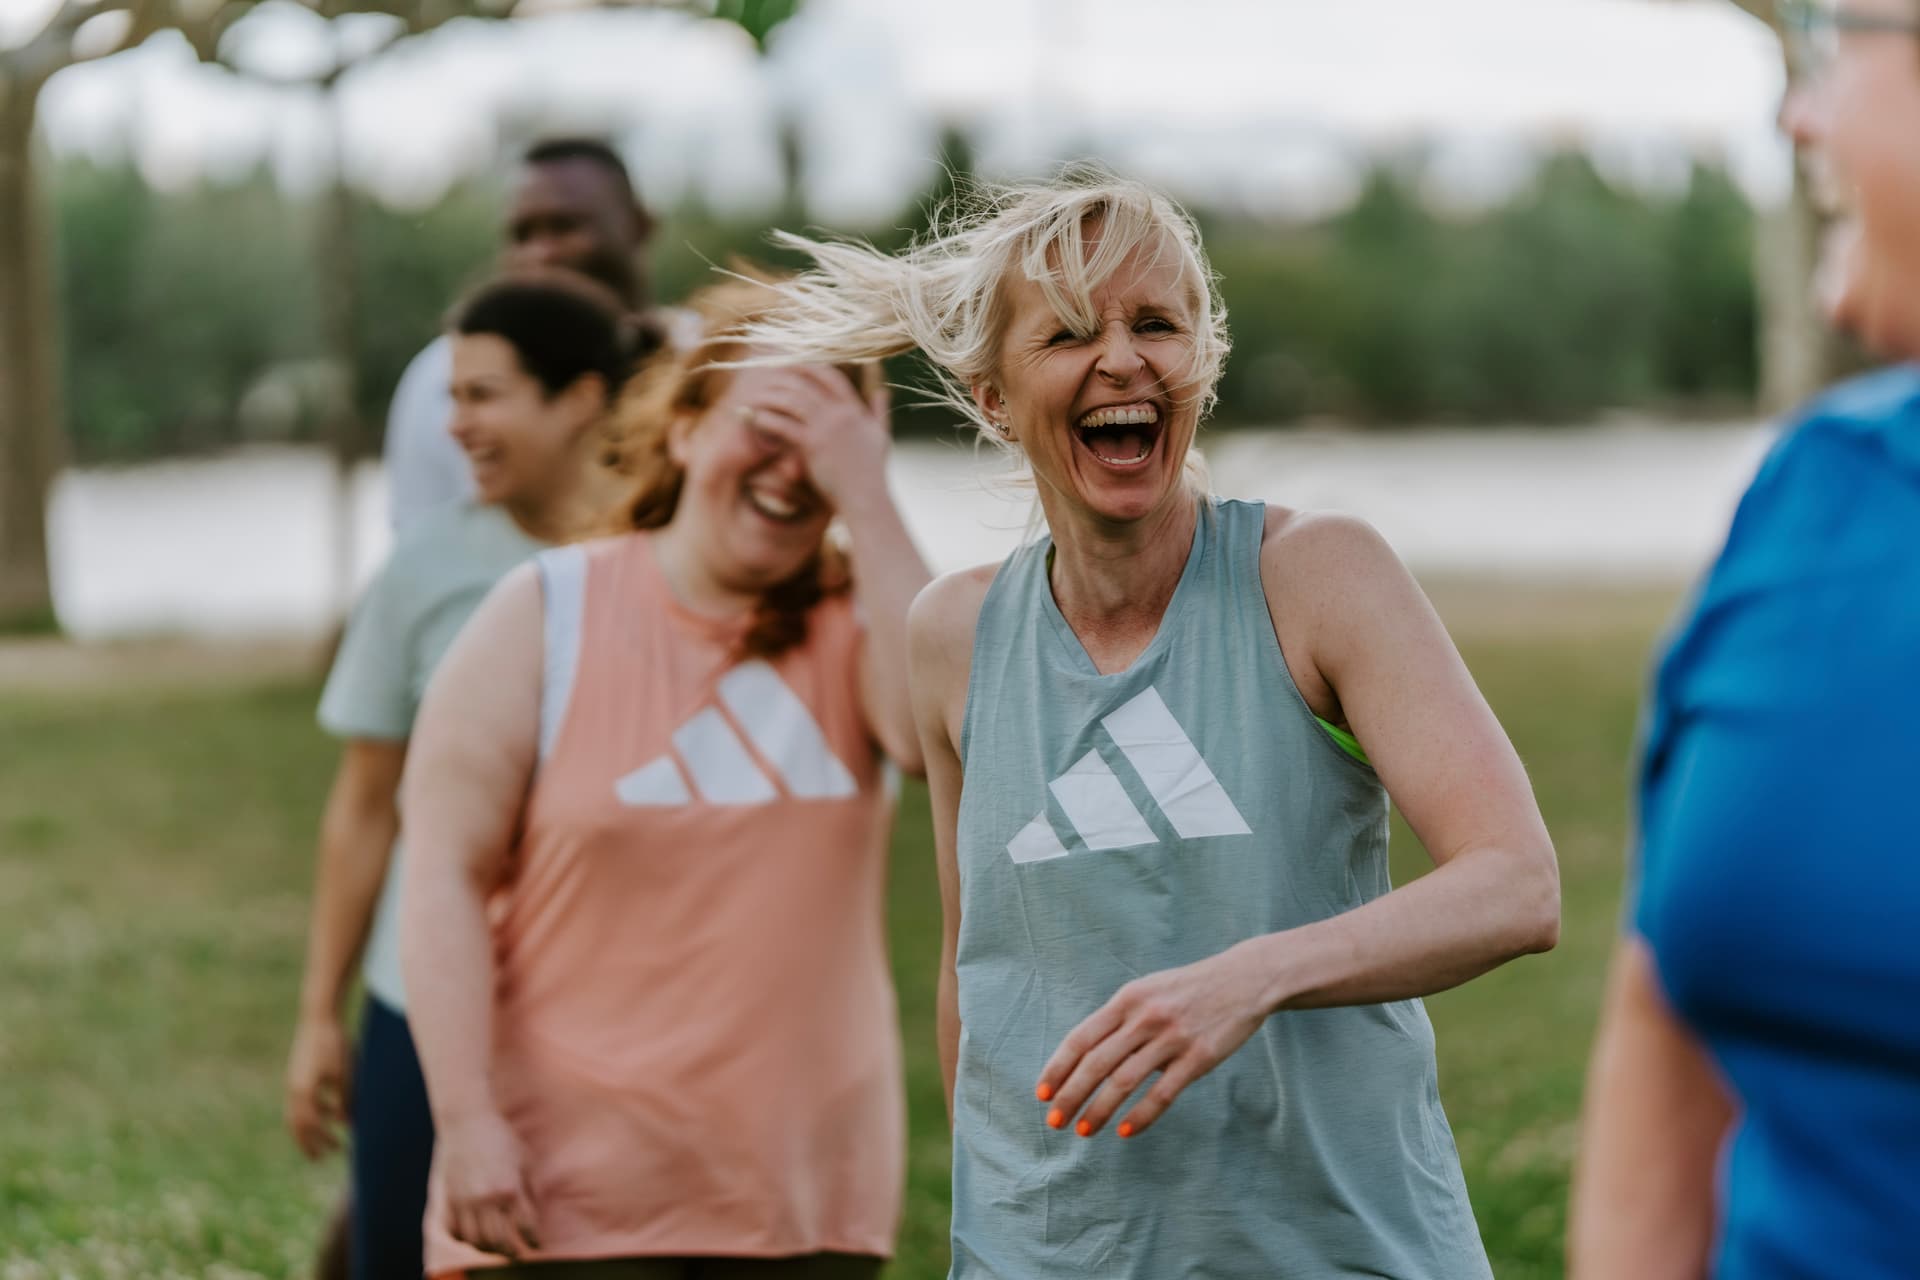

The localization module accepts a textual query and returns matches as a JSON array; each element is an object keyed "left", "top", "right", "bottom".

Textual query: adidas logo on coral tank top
[{"left": 614, "top": 659, "right": 858, "bottom": 808}]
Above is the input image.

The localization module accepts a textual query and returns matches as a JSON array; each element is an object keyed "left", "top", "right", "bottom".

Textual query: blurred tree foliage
[
  {"left": 53, "top": 145, "right": 1756, "bottom": 464},
  {"left": 1204, "top": 154, "right": 1756, "bottom": 425}
]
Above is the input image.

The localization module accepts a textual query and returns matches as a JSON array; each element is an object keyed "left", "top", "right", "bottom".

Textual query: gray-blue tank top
[{"left": 951, "top": 497, "right": 1491, "bottom": 1279}]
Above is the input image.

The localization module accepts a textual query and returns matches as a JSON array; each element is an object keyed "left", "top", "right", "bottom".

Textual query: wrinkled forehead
[{"left": 1011, "top": 210, "right": 1204, "bottom": 332}]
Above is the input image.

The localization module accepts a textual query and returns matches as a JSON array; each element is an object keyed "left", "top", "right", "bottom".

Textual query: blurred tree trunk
[
  {"left": 0, "top": 0, "right": 174, "bottom": 632},
  {"left": 0, "top": 80, "right": 60, "bottom": 626},
  {"left": 1756, "top": 157, "right": 1840, "bottom": 411},
  {"left": 1723, "top": 0, "right": 1839, "bottom": 411}
]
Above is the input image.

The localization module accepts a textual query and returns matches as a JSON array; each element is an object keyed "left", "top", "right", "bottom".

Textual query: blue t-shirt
[{"left": 1634, "top": 366, "right": 1920, "bottom": 1279}]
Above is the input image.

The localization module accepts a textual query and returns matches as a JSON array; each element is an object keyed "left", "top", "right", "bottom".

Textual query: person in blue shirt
[{"left": 1570, "top": 4, "right": 1920, "bottom": 1276}]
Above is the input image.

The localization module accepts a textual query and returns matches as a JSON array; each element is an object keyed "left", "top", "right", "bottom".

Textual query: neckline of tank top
[
  {"left": 1035, "top": 495, "right": 1220, "bottom": 681},
  {"left": 632, "top": 531, "right": 759, "bottom": 647}
]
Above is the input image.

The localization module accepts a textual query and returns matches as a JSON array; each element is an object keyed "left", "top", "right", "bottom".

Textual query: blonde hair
[
  {"left": 739, "top": 164, "right": 1230, "bottom": 463},
  {"left": 606, "top": 270, "right": 882, "bottom": 660}
]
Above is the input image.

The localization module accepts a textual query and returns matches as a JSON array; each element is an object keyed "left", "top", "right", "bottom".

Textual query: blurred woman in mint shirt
[
  {"left": 283, "top": 273, "right": 633, "bottom": 1280},
  {"left": 1572, "top": 4, "right": 1920, "bottom": 1276}
]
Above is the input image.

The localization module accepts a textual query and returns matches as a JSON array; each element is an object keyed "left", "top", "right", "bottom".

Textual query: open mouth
[
  {"left": 462, "top": 443, "right": 505, "bottom": 476},
  {"left": 1073, "top": 401, "right": 1162, "bottom": 468},
  {"left": 743, "top": 480, "right": 819, "bottom": 525}
]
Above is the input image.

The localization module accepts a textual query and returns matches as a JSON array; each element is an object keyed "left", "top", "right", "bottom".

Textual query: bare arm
[
  {"left": 739, "top": 370, "right": 932, "bottom": 772},
  {"left": 844, "top": 482, "right": 934, "bottom": 775},
  {"left": 399, "top": 564, "right": 545, "bottom": 1258},
  {"left": 1569, "top": 937, "right": 1733, "bottom": 1279},
  {"left": 1043, "top": 512, "right": 1559, "bottom": 1138},
  {"left": 907, "top": 569, "right": 992, "bottom": 1124},
  {"left": 285, "top": 739, "right": 406, "bottom": 1160},
  {"left": 1248, "top": 512, "right": 1560, "bottom": 1007}
]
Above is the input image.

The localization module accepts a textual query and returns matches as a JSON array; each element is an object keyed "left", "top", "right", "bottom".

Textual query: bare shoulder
[
  {"left": 1259, "top": 506, "right": 1403, "bottom": 599},
  {"left": 907, "top": 562, "right": 1000, "bottom": 729},
  {"left": 908, "top": 563, "right": 999, "bottom": 658},
  {"left": 426, "top": 561, "right": 545, "bottom": 708},
  {"left": 1257, "top": 508, "right": 1432, "bottom": 719},
  {"left": 478, "top": 560, "right": 546, "bottom": 637}
]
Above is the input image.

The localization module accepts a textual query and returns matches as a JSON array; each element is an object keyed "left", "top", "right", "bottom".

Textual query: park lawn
[{"left": 0, "top": 585, "right": 1674, "bottom": 1280}]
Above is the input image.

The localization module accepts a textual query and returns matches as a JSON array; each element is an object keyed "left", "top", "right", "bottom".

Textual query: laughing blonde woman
[{"left": 745, "top": 171, "right": 1559, "bottom": 1278}]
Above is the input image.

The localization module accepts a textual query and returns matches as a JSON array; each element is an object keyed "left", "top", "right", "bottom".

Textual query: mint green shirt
[{"left": 317, "top": 500, "right": 545, "bottom": 1011}]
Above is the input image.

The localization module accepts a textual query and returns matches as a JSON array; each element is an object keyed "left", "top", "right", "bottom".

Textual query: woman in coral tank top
[{"left": 398, "top": 274, "right": 932, "bottom": 1280}]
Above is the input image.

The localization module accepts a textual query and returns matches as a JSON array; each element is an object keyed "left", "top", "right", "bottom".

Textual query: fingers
[
  {"left": 510, "top": 1183, "right": 544, "bottom": 1255},
  {"left": 455, "top": 1186, "right": 541, "bottom": 1259},
  {"left": 1115, "top": 1051, "right": 1208, "bottom": 1138},
  {"left": 1037, "top": 978, "right": 1229, "bottom": 1139},
  {"left": 738, "top": 365, "right": 885, "bottom": 431},
  {"left": 1074, "top": 1039, "right": 1179, "bottom": 1137},
  {"left": 739, "top": 403, "right": 809, "bottom": 451},
  {"left": 743, "top": 368, "right": 836, "bottom": 420},
  {"left": 1036, "top": 997, "right": 1126, "bottom": 1107},
  {"left": 455, "top": 1202, "right": 508, "bottom": 1258},
  {"left": 1047, "top": 1020, "right": 1158, "bottom": 1136},
  {"left": 478, "top": 1204, "right": 518, "bottom": 1258},
  {"left": 286, "top": 1073, "right": 345, "bottom": 1159},
  {"left": 286, "top": 1097, "right": 328, "bottom": 1160},
  {"left": 451, "top": 1202, "right": 487, "bottom": 1255}
]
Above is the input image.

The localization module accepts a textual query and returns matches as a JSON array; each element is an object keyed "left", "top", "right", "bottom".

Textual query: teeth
[
  {"left": 747, "top": 488, "right": 802, "bottom": 520},
  {"left": 1075, "top": 404, "right": 1160, "bottom": 429},
  {"left": 1087, "top": 440, "right": 1152, "bottom": 465}
]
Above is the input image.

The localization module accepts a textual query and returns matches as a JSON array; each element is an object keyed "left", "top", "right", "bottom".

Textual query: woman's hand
[
  {"left": 1035, "top": 940, "right": 1274, "bottom": 1139},
  {"left": 284, "top": 1013, "right": 352, "bottom": 1159},
  {"left": 738, "top": 366, "right": 892, "bottom": 515},
  {"left": 437, "top": 1109, "right": 542, "bottom": 1259}
]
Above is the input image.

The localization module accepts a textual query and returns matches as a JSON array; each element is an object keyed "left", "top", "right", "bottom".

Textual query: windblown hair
[
  {"left": 605, "top": 271, "right": 881, "bottom": 660},
  {"left": 735, "top": 164, "right": 1230, "bottom": 463}
]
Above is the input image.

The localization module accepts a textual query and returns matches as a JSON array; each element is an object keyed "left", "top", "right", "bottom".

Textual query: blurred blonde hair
[
  {"left": 606, "top": 269, "right": 882, "bottom": 660},
  {"left": 738, "top": 164, "right": 1230, "bottom": 472}
]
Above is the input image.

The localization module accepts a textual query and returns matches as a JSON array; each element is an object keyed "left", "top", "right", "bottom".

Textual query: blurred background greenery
[{"left": 55, "top": 141, "right": 1760, "bottom": 465}]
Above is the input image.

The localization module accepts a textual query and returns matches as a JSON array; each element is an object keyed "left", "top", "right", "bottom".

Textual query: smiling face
[
  {"left": 502, "top": 156, "right": 651, "bottom": 308},
  {"left": 666, "top": 364, "right": 836, "bottom": 593},
  {"left": 1780, "top": 0, "right": 1920, "bottom": 358},
  {"left": 978, "top": 229, "right": 1210, "bottom": 529},
  {"left": 448, "top": 333, "right": 601, "bottom": 507}
]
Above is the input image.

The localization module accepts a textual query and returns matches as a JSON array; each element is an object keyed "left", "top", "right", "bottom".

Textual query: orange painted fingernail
[
  {"left": 1076, "top": 1119, "right": 1094, "bottom": 1137},
  {"left": 1035, "top": 1082, "right": 1054, "bottom": 1102},
  {"left": 1046, "top": 1107, "right": 1065, "bottom": 1129},
  {"left": 1118, "top": 1122, "right": 1135, "bottom": 1138}
]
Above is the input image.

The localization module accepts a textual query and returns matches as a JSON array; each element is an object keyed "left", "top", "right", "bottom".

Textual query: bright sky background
[{"left": 5, "top": 0, "right": 1788, "bottom": 222}]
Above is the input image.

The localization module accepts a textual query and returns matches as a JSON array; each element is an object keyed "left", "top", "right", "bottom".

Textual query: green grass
[
  {"left": 0, "top": 604, "right": 62, "bottom": 638},
  {"left": 0, "top": 590, "right": 1672, "bottom": 1279}
]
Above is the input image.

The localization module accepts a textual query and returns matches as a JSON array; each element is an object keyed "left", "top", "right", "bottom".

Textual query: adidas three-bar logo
[
  {"left": 614, "top": 660, "right": 858, "bottom": 807},
  {"left": 1007, "top": 685, "right": 1251, "bottom": 863}
]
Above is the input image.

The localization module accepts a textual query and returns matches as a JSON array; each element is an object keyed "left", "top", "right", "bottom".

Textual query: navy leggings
[{"left": 350, "top": 996, "right": 436, "bottom": 1280}]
